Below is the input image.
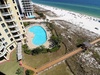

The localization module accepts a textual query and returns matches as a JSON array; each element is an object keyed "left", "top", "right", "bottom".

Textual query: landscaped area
[
  {"left": 40, "top": 62, "right": 73, "bottom": 75},
  {"left": 0, "top": 50, "right": 23, "bottom": 75}
]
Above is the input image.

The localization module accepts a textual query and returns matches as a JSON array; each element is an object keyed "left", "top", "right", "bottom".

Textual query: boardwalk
[{"left": 21, "top": 38, "right": 100, "bottom": 75}]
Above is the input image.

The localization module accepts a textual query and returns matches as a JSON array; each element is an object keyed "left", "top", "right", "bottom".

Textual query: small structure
[
  {"left": 81, "top": 42, "right": 92, "bottom": 50},
  {"left": 17, "top": 42, "right": 22, "bottom": 61}
]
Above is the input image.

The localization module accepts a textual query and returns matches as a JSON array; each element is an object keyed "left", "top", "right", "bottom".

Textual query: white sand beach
[{"left": 32, "top": 3, "right": 100, "bottom": 35}]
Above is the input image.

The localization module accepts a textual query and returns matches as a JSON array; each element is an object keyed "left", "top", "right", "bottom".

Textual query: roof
[{"left": 83, "top": 42, "right": 92, "bottom": 47}]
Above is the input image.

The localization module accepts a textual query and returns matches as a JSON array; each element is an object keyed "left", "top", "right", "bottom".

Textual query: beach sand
[{"left": 33, "top": 3, "right": 100, "bottom": 35}]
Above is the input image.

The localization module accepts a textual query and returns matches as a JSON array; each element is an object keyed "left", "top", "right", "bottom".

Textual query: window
[
  {"left": 0, "top": 17, "right": 2, "bottom": 21},
  {"left": 2, "top": 38, "right": 5, "bottom": 41},
  {"left": 23, "top": 30, "right": 25, "bottom": 32},
  {"left": 0, "top": 33, "right": 2, "bottom": 36},
  {"left": 1, "top": 48, "right": 4, "bottom": 52},
  {"left": 9, "top": 45, "right": 14, "bottom": 50},
  {"left": 22, "top": 26, "right": 24, "bottom": 29},
  {"left": 19, "top": 17, "right": 21, "bottom": 20},
  {"left": 0, "top": 39, "right": 2, "bottom": 42},
  {"left": 5, "top": 42, "right": 8, "bottom": 45},
  {"left": 17, "top": 12, "right": 19, "bottom": 15},
  {"left": 5, "top": 29, "right": 8, "bottom": 33},
  {"left": 1, "top": 23, "right": 6, "bottom": 27},
  {"left": 20, "top": 22, "right": 22, "bottom": 25},
  {"left": 10, "top": 38, "right": 13, "bottom": 41},
  {"left": 12, "top": 0, "right": 15, "bottom": 3},
  {"left": 15, "top": 6, "right": 17, "bottom": 10},
  {"left": 8, "top": 34, "right": 11, "bottom": 37}
]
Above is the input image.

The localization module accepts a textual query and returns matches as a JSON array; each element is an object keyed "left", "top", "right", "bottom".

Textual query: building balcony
[
  {"left": 13, "top": 34, "right": 21, "bottom": 38},
  {"left": 0, "top": 50, "right": 7, "bottom": 57},
  {"left": 8, "top": 24, "right": 17, "bottom": 28},
  {"left": 10, "top": 29, "right": 19, "bottom": 33},
  {"left": 16, "top": 38, "right": 21, "bottom": 42},
  {"left": 5, "top": 18, "right": 14, "bottom": 22},
  {"left": 0, "top": 4, "right": 10, "bottom": 9},
  {"left": 0, "top": 42, "right": 4, "bottom": 51},
  {"left": 2, "top": 12, "right": 12, "bottom": 16},
  {"left": 0, "top": 42, "right": 7, "bottom": 58}
]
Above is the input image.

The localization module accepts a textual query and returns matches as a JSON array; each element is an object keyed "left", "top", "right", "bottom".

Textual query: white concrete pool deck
[{"left": 26, "top": 23, "right": 52, "bottom": 49}]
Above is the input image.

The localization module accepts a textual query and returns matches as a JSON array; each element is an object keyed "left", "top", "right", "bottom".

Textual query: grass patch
[
  {"left": 40, "top": 62, "right": 73, "bottom": 75},
  {"left": 23, "top": 22, "right": 30, "bottom": 27},
  {"left": 93, "top": 52, "right": 100, "bottom": 63},
  {"left": 0, "top": 50, "right": 21, "bottom": 75},
  {"left": 22, "top": 43, "right": 66, "bottom": 68}
]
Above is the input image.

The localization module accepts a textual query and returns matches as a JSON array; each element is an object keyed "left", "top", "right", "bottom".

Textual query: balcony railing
[
  {"left": 0, "top": 49, "right": 7, "bottom": 57},
  {"left": 15, "top": 38, "right": 21, "bottom": 41},
  {"left": 0, "top": 4, "right": 10, "bottom": 9},
  {"left": 5, "top": 18, "right": 14, "bottom": 22},
  {"left": 8, "top": 24, "right": 17, "bottom": 28},
  {"left": 2, "top": 12, "right": 12, "bottom": 16},
  {"left": 10, "top": 29, "right": 19, "bottom": 33},
  {"left": 0, "top": 42, "right": 4, "bottom": 51},
  {"left": 13, "top": 34, "right": 21, "bottom": 37}
]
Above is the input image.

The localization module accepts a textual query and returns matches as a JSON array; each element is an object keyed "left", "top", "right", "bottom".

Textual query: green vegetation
[
  {"left": 0, "top": 50, "right": 21, "bottom": 75},
  {"left": 40, "top": 62, "right": 73, "bottom": 75},
  {"left": 25, "top": 69, "right": 34, "bottom": 75},
  {"left": 35, "top": 11, "right": 46, "bottom": 19},
  {"left": 16, "top": 67, "right": 24, "bottom": 75},
  {"left": 22, "top": 44, "right": 31, "bottom": 55},
  {"left": 76, "top": 38, "right": 85, "bottom": 46},
  {"left": 23, "top": 43, "right": 65, "bottom": 68},
  {"left": 23, "top": 22, "right": 30, "bottom": 27},
  {"left": 93, "top": 52, "right": 100, "bottom": 62}
]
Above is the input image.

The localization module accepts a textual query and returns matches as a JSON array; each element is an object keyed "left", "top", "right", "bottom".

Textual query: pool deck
[{"left": 26, "top": 23, "right": 52, "bottom": 49}]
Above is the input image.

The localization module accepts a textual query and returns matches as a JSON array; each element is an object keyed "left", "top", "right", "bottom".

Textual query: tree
[
  {"left": 25, "top": 70, "right": 34, "bottom": 75},
  {"left": 16, "top": 68, "right": 22, "bottom": 75}
]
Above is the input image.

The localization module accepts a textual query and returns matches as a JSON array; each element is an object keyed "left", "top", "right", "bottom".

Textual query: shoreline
[
  {"left": 32, "top": 2, "right": 100, "bottom": 35},
  {"left": 32, "top": 2, "right": 100, "bottom": 19}
]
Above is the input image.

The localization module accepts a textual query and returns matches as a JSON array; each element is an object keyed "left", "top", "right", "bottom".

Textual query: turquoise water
[
  {"left": 28, "top": 15, "right": 35, "bottom": 18},
  {"left": 32, "top": 0, "right": 100, "bottom": 18},
  {"left": 29, "top": 26, "right": 47, "bottom": 46}
]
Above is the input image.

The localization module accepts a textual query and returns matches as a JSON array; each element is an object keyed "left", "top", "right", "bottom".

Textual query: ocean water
[{"left": 32, "top": 0, "right": 100, "bottom": 18}]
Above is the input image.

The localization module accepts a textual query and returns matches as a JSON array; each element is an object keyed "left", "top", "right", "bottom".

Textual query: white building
[
  {"left": 16, "top": 0, "right": 33, "bottom": 18},
  {"left": 0, "top": 0, "right": 26, "bottom": 60}
]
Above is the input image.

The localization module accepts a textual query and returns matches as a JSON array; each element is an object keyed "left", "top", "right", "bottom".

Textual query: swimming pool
[
  {"left": 28, "top": 15, "right": 35, "bottom": 18},
  {"left": 28, "top": 26, "right": 47, "bottom": 46}
]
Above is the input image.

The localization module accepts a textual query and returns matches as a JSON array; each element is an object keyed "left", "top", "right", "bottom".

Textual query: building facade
[
  {"left": 16, "top": 0, "right": 33, "bottom": 18},
  {"left": 0, "top": 0, "right": 26, "bottom": 60}
]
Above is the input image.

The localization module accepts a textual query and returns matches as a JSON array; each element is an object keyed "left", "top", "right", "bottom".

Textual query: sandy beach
[{"left": 32, "top": 3, "right": 100, "bottom": 35}]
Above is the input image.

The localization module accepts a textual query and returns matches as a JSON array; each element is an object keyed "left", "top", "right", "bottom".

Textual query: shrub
[
  {"left": 50, "top": 45, "right": 60, "bottom": 52},
  {"left": 25, "top": 70, "right": 34, "bottom": 75}
]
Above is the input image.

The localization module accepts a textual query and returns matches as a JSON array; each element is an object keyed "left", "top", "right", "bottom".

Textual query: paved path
[{"left": 21, "top": 38, "right": 100, "bottom": 75}]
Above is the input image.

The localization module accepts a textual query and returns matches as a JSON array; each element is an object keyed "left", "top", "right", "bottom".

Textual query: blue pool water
[
  {"left": 29, "top": 26, "right": 47, "bottom": 46},
  {"left": 28, "top": 15, "right": 35, "bottom": 18}
]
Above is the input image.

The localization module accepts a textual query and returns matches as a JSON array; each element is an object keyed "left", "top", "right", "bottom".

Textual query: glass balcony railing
[
  {"left": 10, "top": 29, "right": 19, "bottom": 33},
  {"left": 13, "top": 34, "right": 21, "bottom": 37},
  {"left": 8, "top": 24, "right": 17, "bottom": 28},
  {"left": 0, "top": 4, "right": 10, "bottom": 9},
  {"left": 2, "top": 12, "right": 12, "bottom": 16},
  {"left": 5, "top": 18, "right": 14, "bottom": 22}
]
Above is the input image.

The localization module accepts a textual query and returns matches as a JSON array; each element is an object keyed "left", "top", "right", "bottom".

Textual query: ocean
[{"left": 32, "top": 0, "right": 100, "bottom": 18}]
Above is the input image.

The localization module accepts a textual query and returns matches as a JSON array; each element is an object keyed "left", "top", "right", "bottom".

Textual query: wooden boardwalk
[{"left": 21, "top": 38, "right": 100, "bottom": 75}]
